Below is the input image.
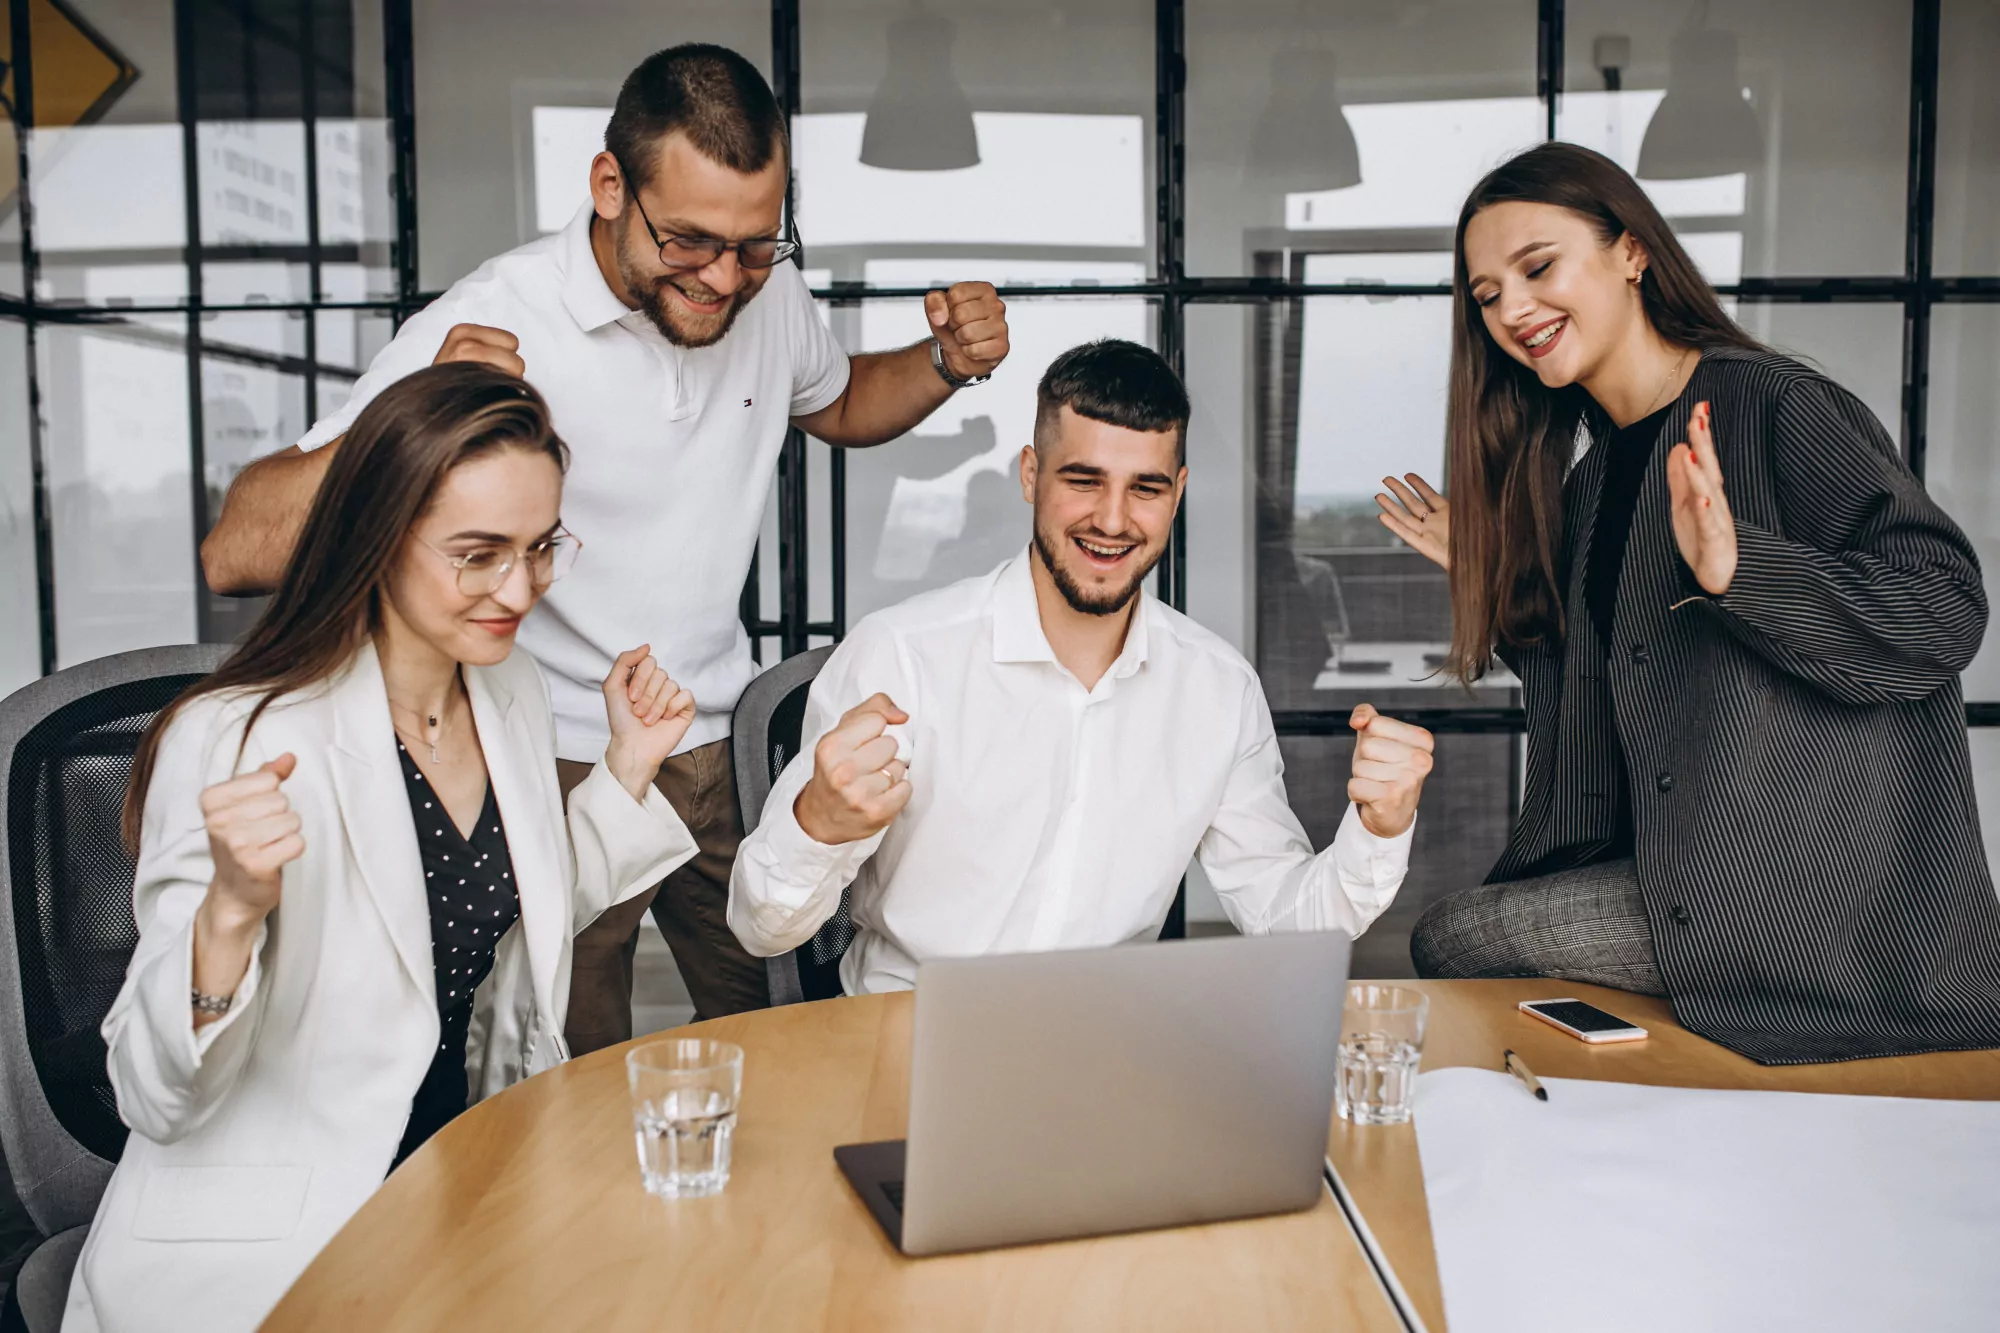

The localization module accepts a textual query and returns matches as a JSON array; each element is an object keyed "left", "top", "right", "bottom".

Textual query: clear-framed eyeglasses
[{"left": 416, "top": 527, "right": 582, "bottom": 597}]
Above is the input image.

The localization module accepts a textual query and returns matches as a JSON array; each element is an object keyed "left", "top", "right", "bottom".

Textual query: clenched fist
[
  {"left": 602, "top": 644, "right": 696, "bottom": 800},
  {"left": 1346, "top": 705, "right": 1434, "bottom": 838},
  {"left": 201, "top": 753, "right": 305, "bottom": 923},
  {"left": 434, "top": 323, "right": 525, "bottom": 378},
  {"left": 924, "top": 282, "right": 1009, "bottom": 383},
  {"left": 793, "top": 694, "right": 913, "bottom": 846}
]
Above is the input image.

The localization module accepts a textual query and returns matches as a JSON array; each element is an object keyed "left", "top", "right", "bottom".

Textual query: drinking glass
[
  {"left": 1335, "top": 984, "right": 1429, "bottom": 1126},
  {"left": 626, "top": 1038, "right": 744, "bottom": 1198}
]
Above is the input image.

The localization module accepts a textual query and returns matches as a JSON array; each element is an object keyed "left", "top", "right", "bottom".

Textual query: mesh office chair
[
  {"left": 731, "top": 647, "right": 849, "bottom": 1007},
  {"left": 0, "top": 645, "right": 231, "bottom": 1333}
]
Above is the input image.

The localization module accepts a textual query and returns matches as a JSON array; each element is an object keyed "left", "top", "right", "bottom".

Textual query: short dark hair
[
  {"left": 605, "top": 44, "right": 786, "bottom": 190},
  {"left": 1033, "top": 339, "right": 1191, "bottom": 458}
]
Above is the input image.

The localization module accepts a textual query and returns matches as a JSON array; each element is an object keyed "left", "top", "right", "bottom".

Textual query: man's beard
[
  {"left": 1031, "top": 522, "right": 1161, "bottom": 617},
  {"left": 617, "top": 242, "right": 755, "bottom": 348}
]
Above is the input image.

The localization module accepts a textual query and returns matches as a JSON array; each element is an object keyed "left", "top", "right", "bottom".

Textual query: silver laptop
[{"left": 834, "top": 930, "right": 1351, "bottom": 1256}]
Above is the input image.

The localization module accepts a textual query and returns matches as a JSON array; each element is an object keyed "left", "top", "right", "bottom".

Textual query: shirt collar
[
  {"left": 557, "top": 203, "right": 636, "bottom": 334},
  {"left": 989, "top": 545, "right": 1153, "bottom": 682}
]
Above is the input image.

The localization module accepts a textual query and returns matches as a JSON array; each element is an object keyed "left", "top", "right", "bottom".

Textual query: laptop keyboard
[{"left": 881, "top": 1180, "right": 905, "bottom": 1214}]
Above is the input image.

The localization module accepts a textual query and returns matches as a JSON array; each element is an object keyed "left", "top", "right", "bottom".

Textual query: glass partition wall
[{"left": 4, "top": 0, "right": 1995, "bottom": 975}]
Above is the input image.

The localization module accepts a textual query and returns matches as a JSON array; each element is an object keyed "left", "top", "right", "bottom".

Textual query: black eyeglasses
[{"left": 618, "top": 162, "right": 799, "bottom": 272}]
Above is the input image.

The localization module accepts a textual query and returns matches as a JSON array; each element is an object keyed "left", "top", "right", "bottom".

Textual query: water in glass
[
  {"left": 1335, "top": 1032, "right": 1423, "bottom": 1125},
  {"left": 635, "top": 1086, "right": 738, "bottom": 1198}
]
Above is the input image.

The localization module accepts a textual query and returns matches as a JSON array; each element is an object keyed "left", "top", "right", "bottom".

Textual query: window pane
[
  {"left": 1186, "top": 0, "right": 1541, "bottom": 279},
  {"left": 1938, "top": 0, "right": 2000, "bottom": 277},
  {"left": 1213, "top": 286, "right": 1511, "bottom": 713},
  {"left": 1274, "top": 732, "right": 1516, "bottom": 979},
  {"left": 1559, "top": 0, "right": 1909, "bottom": 279},
  {"left": 39, "top": 321, "right": 196, "bottom": 665},
  {"left": 799, "top": 0, "right": 1152, "bottom": 281},
  {"left": 1927, "top": 305, "right": 2000, "bottom": 703},
  {"left": 201, "top": 356, "right": 306, "bottom": 643},
  {"left": 1972, "top": 731, "right": 2000, "bottom": 886},
  {"left": 413, "top": 1, "right": 770, "bottom": 293},
  {"left": 30, "top": 0, "right": 185, "bottom": 306},
  {"left": 0, "top": 117, "right": 20, "bottom": 299},
  {"left": 818, "top": 292, "right": 1154, "bottom": 624},
  {"left": 0, "top": 320, "right": 38, "bottom": 694},
  {"left": 1736, "top": 303, "right": 1905, "bottom": 441}
]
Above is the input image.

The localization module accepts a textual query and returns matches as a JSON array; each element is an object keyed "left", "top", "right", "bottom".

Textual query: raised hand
[
  {"left": 434, "top": 323, "right": 525, "bottom": 378},
  {"left": 201, "top": 753, "right": 305, "bottom": 924},
  {"left": 1666, "top": 400, "right": 1737, "bottom": 595},
  {"left": 793, "top": 694, "right": 913, "bottom": 846},
  {"left": 602, "top": 644, "right": 696, "bottom": 800},
  {"left": 1346, "top": 705, "right": 1434, "bottom": 839},
  {"left": 1374, "top": 473, "right": 1450, "bottom": 570},
  {"left": 925, "top": 282, "right": 1009, "bottom": 383}
]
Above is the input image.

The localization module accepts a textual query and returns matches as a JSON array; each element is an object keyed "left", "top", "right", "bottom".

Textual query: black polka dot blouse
[{"left": 390, "top": 738, "right": 522, "bottom": 1170}]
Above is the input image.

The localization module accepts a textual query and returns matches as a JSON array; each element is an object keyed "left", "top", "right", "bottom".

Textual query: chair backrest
[
  {"left": 730, "top": 647, "right": 849, "bottom": 1006},
  {"left": 0, "top": 644, "right": 231, "bottom": 1237}
]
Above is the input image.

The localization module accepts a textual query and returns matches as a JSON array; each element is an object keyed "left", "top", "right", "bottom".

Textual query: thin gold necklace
[
  {"left": 389, "top": 691, "right": 456, "bottom": 764},
  {"left": 1639, "top": 346, "right": 1691, "bottom": 422}
]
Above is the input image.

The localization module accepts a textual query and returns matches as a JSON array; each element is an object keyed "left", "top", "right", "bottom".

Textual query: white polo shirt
[{"left": 298, "top": 204, "right": 850, "bottom": 761}]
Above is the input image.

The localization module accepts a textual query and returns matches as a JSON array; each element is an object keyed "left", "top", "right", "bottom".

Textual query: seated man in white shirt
[{"left": 728, "top": 339, "right": 1435, "bottom": 994}]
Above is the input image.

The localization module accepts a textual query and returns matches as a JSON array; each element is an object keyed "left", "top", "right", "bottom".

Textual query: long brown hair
[
  {"left": 122, "top": 363, "right": 569, "bottom": 850},
  {"left": 1443, "top": 142, "right": 1761, "bottom": 681}
]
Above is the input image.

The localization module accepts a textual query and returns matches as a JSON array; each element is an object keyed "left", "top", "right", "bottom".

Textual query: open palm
[
  {"left": 1665, "top": 400, "right": 1738, "bottom": 595},
  {"left": 1374, "top": 474, "right": 1450, "bottom": 570}
]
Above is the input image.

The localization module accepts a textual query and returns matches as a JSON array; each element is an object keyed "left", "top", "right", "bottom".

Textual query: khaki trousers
[{"left": 557, "top": 738, "right": 769, "bottom": 1055}]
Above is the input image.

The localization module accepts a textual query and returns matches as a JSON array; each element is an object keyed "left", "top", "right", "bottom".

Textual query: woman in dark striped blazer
[{"left": 1377, "top": 143, "right": 2000, "bottom": 1064}]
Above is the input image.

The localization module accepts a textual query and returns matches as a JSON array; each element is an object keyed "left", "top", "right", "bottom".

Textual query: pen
[{"left": 1504, "top": 1049, "right": 1548, "bottom": 1102}]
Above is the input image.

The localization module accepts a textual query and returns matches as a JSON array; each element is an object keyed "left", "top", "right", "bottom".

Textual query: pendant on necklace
[{"left": 427, "top": 713, "right": 441, "bottom": 764}]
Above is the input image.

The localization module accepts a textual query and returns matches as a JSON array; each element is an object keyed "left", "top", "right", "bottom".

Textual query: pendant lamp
[
  {"left": 1637, "top": 4, "right": 1764, "bottom": 180},
  {"left": 860, "top": 5, "right": 980, "bottom": 171},
  {"left": 1250, "top": 48, "right": 1361, "bottom": 196}
]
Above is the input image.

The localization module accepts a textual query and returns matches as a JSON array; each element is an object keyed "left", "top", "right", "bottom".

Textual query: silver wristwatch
[
  {"left": 930, "top": 337, "right": 991, "bottom": 390},
  {"left": 190, "top": 988, "right": 234, "bottom": 1016}
]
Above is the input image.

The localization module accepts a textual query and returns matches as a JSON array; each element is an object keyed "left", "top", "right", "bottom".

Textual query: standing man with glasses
[{"left": 200, "top": 44, "right": 1011, "bottom": 1046}]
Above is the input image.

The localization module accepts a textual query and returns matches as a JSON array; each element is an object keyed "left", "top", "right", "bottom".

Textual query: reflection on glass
[
  {"left": 201, "top": 358, "right": 305, "bottom": 642},
  {"left": 1925, "top": 306, "right": 2000, "bottom": 703},
  {"left": 40, "top": 323, "right": 196, "bottom": 666},
  {"left": 1632, "top": 9, "right": 1765, "bottom": 179},
  {"left": 1563, "top": 0, "right": 1908, "bottom": 277},
  {"left": 1257, "top": 265, "right": 1513, "bottom": 712},
  {"left": 801, "top": 0, "right": 1153, "bottom": 271},
  {"left": 1278, "top": 732, "right": 1517, "bottom": 979},
  {"left": 0, "top": 320, "right": 38, "bottom": 695},
  {"left": 822, "top": 283, "right": 1150, "bottom": 623},
  {"left": 413, "top": 0, "right": 769, "bottom": 291},
  {"left": 1185, "top": 0, "right": 1540, "bottom": 277},
  {"left": 857, "top": 4, "right": 979, "bottom": 171},
  {"left": 1937, "top": 0, "right": 2000, "bottom": 276}
]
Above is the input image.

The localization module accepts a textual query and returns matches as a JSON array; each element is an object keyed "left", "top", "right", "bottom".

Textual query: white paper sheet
[{"left": 1410, "top": 1068, "right": 2000, "bottom": 1333}]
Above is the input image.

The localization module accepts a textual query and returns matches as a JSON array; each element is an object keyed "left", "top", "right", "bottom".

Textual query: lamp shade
[
  {"left": 860, "top": 8, "right": 980, "bottom": 171},
  {"left": 1249, "top": 48, "right": 1361, "bottom": 195},
  {"left": 1637, "top": 26, "right": 1764, "bottom": 180}
]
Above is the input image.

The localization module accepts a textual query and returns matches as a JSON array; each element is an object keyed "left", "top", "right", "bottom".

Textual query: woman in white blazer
[{"left": 63, "top": 364, "right": 700, "bottom": 1333}]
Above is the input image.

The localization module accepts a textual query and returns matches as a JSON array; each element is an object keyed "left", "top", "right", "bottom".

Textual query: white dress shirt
[
  {"left": 297, "top": 204, "right": 851, "bottom": 760},
  {"left": 729, "top": 550, "right": 1414, "bottom": 995}
]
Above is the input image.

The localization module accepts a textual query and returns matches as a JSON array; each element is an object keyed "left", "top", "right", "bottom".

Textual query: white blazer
[{"left": 63, "top": 643, "right": 696, "bottom": 1333}]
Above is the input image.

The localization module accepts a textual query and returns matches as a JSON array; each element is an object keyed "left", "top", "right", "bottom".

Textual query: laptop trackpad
[{"left": 834, "top": 1140, "right": 908, "bottom": 1249}]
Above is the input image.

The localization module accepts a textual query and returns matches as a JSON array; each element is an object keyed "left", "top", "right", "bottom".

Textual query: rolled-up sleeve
[{"left": 1197, "top": 685, "right": 1413, "bottom": 938}]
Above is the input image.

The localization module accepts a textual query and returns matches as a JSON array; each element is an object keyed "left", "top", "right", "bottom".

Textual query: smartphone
[{"left": 1519, "top": 998, "right": 1649, "bottom": 1044}]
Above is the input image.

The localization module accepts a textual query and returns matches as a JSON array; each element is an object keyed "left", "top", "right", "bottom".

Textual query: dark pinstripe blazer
[{"left": 1490, "top": 346, "right": 2000, "bottom": 1064}]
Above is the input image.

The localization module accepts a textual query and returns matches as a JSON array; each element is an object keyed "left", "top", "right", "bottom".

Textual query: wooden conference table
[
  {"left": 263, "top": 990, "right": 1405, "bottom": 1333},
  {"left": 262, "top": 981, "right": 2000, "bottom": 1333},
  {"left": 1325, "top": 980, "right": 2000, "bottom": 1332}
]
